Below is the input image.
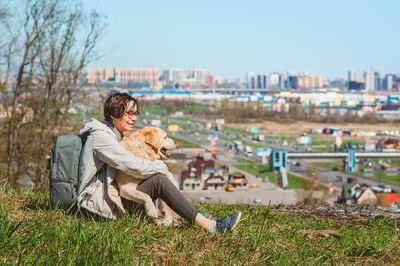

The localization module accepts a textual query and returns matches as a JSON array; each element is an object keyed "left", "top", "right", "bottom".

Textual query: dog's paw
[
  {"left": 159, "top": 216, "right": 173, "bottom": 227},
  {"left": 151, "top": 216, "right": 173, "bottom": 227},
  {"left": 146, "top": 209, "right": 159, "bottom": 219},
  {"left": 151, "top": 217, "right": 162, "bottom": 226}
]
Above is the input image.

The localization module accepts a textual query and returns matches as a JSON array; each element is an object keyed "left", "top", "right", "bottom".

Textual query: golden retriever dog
[{"left": 115, "top": 126, "right": 180, "bottom": 226}]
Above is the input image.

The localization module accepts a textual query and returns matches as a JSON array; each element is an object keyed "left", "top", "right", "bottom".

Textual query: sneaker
[
  {"left": 199, "top": 211, "right": 211, "bottom": 219},
  {"left": 216, "top": 211, "right": 242, "bottom": 232}
]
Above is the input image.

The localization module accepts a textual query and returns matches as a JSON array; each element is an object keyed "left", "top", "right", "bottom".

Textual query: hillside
[{"left": 1, "top": 186, "right": 400, "bottom": 264}]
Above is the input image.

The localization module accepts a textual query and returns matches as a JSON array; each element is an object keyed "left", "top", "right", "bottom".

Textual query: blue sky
[{"left": 85, "top": 0, "right": 399, "bottom": 79}]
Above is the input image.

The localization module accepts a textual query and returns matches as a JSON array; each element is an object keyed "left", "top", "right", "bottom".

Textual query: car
[
  {"left": 226, "top": 184, "right": 235, "bottom": 192},
  {"left": 379, "top": 184, "right": 392, "bottom": 193}
]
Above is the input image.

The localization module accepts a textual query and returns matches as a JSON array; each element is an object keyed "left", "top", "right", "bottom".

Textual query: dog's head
[{"left": 139, "top": 126, "right": 176, "bottom": 160}]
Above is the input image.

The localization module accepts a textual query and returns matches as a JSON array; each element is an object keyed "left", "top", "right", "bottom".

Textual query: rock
[{"left": 16, "top": 174, "right": 35, "bottom": 190}]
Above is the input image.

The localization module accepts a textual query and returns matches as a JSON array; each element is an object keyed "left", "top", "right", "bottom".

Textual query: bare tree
[{"left": 0, "top": 0, "right": 105, "bottom": 189}]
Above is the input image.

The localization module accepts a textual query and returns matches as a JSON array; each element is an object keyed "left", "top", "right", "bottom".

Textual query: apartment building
[
  {"left": 115, "top": 68, "right": 159, "bottom": 88},
  {"left": 290, "top": 75, "right": 328, "bottom": 89},
  {"left": 86, "top": 67, "right": 114, "bottom": 84},
  {"left": 86, "top": 67, "right": 160, "bottom": 88}
]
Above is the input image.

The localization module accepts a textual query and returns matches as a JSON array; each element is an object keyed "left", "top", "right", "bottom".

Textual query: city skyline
[
  {"left": 84, "top": 0, "right": 399, "bottom": 80},
  {"left": 86, "top": 67, "right": 399, "bottom": 91}
]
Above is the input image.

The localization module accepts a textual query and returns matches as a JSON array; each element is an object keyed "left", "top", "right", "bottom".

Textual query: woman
[{"left": 77, "top": 92, "right": 241, "bottom": 233}]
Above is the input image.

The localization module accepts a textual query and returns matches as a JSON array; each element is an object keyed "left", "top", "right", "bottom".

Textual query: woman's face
[{"left": 111, "top": 100, "right": 138, "bottom": 133}]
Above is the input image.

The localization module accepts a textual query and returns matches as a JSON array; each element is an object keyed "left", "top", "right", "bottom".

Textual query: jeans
[{"left": 136, "top": 174, "right": 199, "bottom": 224}]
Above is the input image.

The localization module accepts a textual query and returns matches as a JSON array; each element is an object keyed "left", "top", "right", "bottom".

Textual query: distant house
[
  {"left": 378, "top": 193, "right": 400, "bottom": 209},
  {"left": 189, "top": 157, "right": 215, "bottom": 179},
  {"left": 203, "top": 173, "right": 226, "bottom": 190},
  {"left": 227, "top": 172, "right": 247, "bottom": 190},
  {"left": 182, "top": 168, "right": 202, "bottom": 191},
  {"left": 340, "top": 183, "right": 360, "bottom": 203},
  {"left": 355, "top": 187, "right": 378, "bottom": 204},
  {"left": 201, "top": 167, "right": 223, "bottom": 182},
  {"left": 339, "top": 178, "right": 379, "bottom": 204}
]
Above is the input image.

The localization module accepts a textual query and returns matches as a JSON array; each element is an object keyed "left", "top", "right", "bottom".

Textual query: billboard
[
  {"left": 250, "top": 126, "right": 260, "bottom": 133},
  {"left": 257, "top": 148, "right": 271, "bottom": 156},
  {"left": 207, "top": 133, "right": 218, "bottom": 140},
  {"left": 296, "top": 136, "right": 312, "bottom": 144},
  {"left": 336, "top": 129, "right": 343, "bottom": 146},
  {"left": 168, "top": 124, "right": 179, "bottom": 131}
]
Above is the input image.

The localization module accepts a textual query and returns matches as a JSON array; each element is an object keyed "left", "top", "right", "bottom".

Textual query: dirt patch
[{"left": 191, "top": 117, "right": 399, "bottom": 136}]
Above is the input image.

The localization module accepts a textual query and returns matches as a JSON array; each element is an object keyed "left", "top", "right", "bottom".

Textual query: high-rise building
[
  {"left": 257, "top": 75, "right": 267, "bottom": 89},
  {"left": 267, "top": 73, "right": 280, "bottom": 89},
  {"left": 114, "top": 68, "right": 159, "bottom": 88},
  {"left": 206, "top": 74, "right": 214, "bottom": 88},
  {"left": 374, "top": 71, "right": 382, "bottom": 91},
  {"left": 363, "top": 70, "right": 374, "bottom": 92},
  {"left": 246, "top": 72, "right": 254, "bottom": 89},
  {"left": 86, "top": 67, "right": 160, "bottom": 88},
  {"left": 383, "top": 74, "right": 394, "bottom": 91},
  {"left": 183, "top": 68, "right": 214, "bottom": 89},
  {"left": 348, "top": 81, "right": 365, "bottom": 91},
  {"left": 280, "top": 71, "right": 297, "bottom": 90},
  {"left": 86, "top": 67, "right": 114, "bottom": 84},
  {"left": 289, "top": 75, "right": 327, "bottom": 89},
  {"left": 348, "top": 70, "right": 361, "bottom": 82},
  {"left": 161, "top": 68, "right": 182, "bottom": 89}
]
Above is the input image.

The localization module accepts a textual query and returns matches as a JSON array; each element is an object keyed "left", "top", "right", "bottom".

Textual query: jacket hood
[{"left": 79, "top": 118, "right": 123, "bottom": 141}]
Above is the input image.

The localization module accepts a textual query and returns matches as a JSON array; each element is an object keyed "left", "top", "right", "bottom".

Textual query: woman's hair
[{"left": 103, "top": 92, "right": 138, "bottom": 123}]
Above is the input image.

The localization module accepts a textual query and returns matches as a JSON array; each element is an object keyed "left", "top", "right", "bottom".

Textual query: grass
[
  {"left": 172, "top": 117, "right": 207, "bottom": 126},
  {"left": 357, "top": 166, "right": 400, "bottom": 184},
  {"left": 179, "top": 104, "right": 204, "bottom": 113},
  {"left": 142, "top": 104, "right": 203, "bottom": 116},
  {"left": 143, "top": 105, "right": 165, "bottom": 115},
  {"left": 372, "top": 159, "right": 400, "bottom": 167},
  {"left": 221, "top": 126, "right": 252, "bottom": 135},
  {"left": 1, "top": 185, "right": 400, "bottom": 264}
]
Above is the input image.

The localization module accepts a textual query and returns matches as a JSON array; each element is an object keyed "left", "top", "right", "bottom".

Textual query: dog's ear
[{"left": 141, "top": 127, "right": 162, "bottom": 150}]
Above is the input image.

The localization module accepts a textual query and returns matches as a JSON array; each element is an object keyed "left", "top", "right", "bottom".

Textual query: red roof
[{"left": 379, "top": 193, "right": 400, "bottom": 206}]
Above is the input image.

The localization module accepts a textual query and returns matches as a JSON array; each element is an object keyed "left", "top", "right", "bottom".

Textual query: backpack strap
[{"left": 80, "top": 132, "right": 90, "bottom": 146}]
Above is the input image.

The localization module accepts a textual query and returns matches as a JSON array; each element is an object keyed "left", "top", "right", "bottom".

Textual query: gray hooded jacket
[{"left": 77, "top": 119, "right": 168, "bottom": 219}]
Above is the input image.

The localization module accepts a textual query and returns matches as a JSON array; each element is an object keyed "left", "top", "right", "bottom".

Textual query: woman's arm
[{"left": 92, "top": 130, "right": 168, "bottom": 178}]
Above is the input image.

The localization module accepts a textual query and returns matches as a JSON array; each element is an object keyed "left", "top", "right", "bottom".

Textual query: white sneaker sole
[{"left": 229, "top": 212, "right": 242, "bottom": 231}]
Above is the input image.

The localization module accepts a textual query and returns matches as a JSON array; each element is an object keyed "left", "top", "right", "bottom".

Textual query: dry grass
[
  {"left": 1, "top": 185, "right": 400, "bottom": 264},
  {"left": 192, "top": 116, "right": 399, "bottom": 136}
]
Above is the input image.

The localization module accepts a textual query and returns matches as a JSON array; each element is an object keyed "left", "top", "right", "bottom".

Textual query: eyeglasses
[{"left": 123, "top": 110, "right": 140, "bottom": 119}]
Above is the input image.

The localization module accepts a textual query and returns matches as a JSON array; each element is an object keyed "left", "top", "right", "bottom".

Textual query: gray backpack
[{"left": 48, "top": 134, "right": 87, "bottom": 209}]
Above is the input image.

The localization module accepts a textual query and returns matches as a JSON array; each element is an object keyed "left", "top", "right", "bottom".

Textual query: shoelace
[{"left": 216, "top": 216, "right": 229, "bottom": 227}]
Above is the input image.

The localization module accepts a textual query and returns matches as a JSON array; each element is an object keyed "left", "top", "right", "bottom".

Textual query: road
[
  {"left": 182, "top": 161, "right": 324, "bottom": 206},
  {"left": 138, "top": 115, "right": 399, "bottom": 194},
  {"left": 290, "top": 162, "right": 400, "bottom": 191}
]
